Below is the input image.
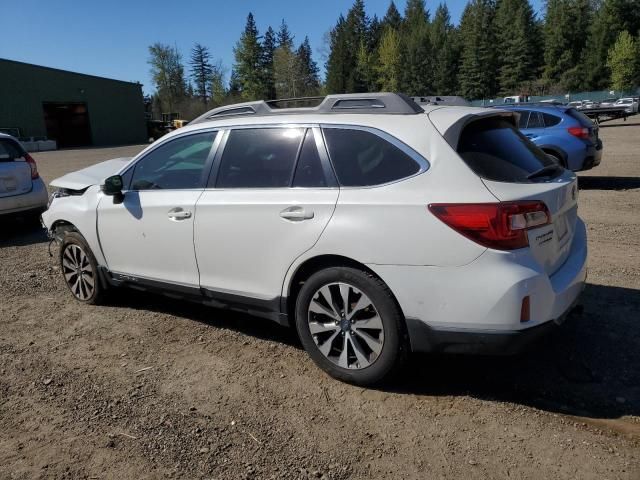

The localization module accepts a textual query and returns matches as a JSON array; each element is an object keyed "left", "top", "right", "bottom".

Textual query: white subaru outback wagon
[{"left": 43, "top": 93, "right": 587, "bottom": 386}]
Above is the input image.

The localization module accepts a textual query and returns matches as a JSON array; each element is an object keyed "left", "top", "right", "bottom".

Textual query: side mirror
[
  {"left": 101, "top": 175, "right": 123, "bottom": 196},
  {"left": 546, "top": 154, "right": 562, "bottom": 167}
]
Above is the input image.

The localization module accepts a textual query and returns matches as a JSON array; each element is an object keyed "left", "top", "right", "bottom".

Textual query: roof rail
[{"left": 190, "top": 92, "right": 423, "bottom": 124}]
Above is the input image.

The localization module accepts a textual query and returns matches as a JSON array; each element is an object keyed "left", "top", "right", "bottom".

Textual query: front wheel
[
  {"left": 295, "top": 267, "right": 407, "bottom": 386},
  {"left": 59, "top": 232, "right": 105, "bottom": 304}
]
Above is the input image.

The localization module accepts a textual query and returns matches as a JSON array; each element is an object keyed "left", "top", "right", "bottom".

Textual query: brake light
[
  {"left": 24, "top": 152, "right": 39, "bottom": 179},
  {"left": 428, "top": 202, "right": 551, "bottom": 250},
  {"left": 567, "top": 126, "right": 590, "bottom": 139}
]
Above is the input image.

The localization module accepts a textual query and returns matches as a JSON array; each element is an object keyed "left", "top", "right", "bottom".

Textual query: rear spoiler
[{"left": 427, "top": 108, "right": 519, "bottom": 149}]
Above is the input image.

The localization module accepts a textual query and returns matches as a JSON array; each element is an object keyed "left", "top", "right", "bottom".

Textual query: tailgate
[
  {"left": 483, "top": 170, "right": 579, "bottom": 276},
  {"left": 0, "top": 139, "right": 33, "bottom": 198}
]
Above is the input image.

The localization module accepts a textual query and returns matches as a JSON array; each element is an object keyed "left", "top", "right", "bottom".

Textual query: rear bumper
[
  {"left": 579, "top": 140, "right": 603, "bottom": 171},
  {"left": 0, "top": 178, "right": 48, "bottom": 216},
  {"left": 406, "top": 300, "right": 581, "bottom": 354},
  {"left": 369, "top": 219, "right": 588, "bottom": 355}
]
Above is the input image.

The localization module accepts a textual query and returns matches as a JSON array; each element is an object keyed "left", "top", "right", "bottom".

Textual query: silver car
[{"left": 0, "top": 133, "right": 48, "bottom": 218}]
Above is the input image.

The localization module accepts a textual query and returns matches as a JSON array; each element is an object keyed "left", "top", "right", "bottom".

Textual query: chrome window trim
[{"left": 320, "top": 123, "right": 430, "bottom": 188}]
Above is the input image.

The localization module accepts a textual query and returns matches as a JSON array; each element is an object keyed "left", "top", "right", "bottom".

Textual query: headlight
[{"left": 48, "top": 189, "right": 70, "bottom": 207}]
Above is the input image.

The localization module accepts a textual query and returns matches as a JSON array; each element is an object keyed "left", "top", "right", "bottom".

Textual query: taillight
[
  {"left": 24, "top": 152, "right": 39, "bottom": 179},
  {"left": 567, "top": 126, "right": 590, "bottom": 139},
  {"left": 428, "top": 202, "right": 551, "bottom": 250}
]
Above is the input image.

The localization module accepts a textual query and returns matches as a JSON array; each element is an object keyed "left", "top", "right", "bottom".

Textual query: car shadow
[
  {"left": 578, "top": 176, "right": 640, "bottom": 190},
  {"left": 104, "top": 283, "right": 639, "bottom": 421},
  {"left": 389, "top": 283, "right": 640, "bottom": 421},
  {"left": 0, "top": 216, "right": 49, "bottom": 247}
]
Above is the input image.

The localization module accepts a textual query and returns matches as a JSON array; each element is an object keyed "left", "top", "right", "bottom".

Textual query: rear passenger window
[
  {"left": 293, "top": 130, "right": 327, "bottom": 188},
  {"left": 323, "top": 128, "right": 421, "bottom": 187},
  {"left": 216, "top": 128, "right": 304, "bottom": 188},
  {"left": 542, "top": 113, "right": 561, "bottom": 127},
  {"left": 527, "top": 111, "right": 544, "bottom": 128}
]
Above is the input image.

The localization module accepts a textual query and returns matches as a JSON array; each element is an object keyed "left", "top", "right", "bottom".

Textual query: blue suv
[{"left": 500, "top": 104, "right": 603, "bottom": 171}]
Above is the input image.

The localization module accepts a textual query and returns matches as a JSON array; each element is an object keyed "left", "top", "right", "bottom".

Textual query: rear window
[
  {"left": 566, "top": 108, "right": 593, "bottom": 127},
  {"left": 0, "top": 139, "right": 25, "bottom": 162},
  {"left": 457, "top": 117, "right": 558, "bottom": 183}
]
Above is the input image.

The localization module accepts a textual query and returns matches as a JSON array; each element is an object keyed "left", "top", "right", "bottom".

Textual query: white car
[
  {"left": 42, "top": 93, "right": 587, "bottom": 386},
  {"left": 0, "top": 133, "right": 48, "bottom": 218},
  {"left": 614, "top": 97, "right": 639, "bottom": 113}
]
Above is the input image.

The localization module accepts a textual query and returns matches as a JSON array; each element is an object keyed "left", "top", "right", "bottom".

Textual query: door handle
[
  {"left": 167, "top": 207, "right": 192, "bottom": 220},
  {"left": 280, "top": 206, "right": 314, "bottom": 221}
]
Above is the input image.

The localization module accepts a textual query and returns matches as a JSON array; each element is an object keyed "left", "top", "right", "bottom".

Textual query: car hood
[{"left": 49, "top": 157, "right": 131, "bottom": 190}]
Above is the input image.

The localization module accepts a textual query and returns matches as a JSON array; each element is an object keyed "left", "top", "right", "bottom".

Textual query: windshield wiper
[{"left": 527, "top": 164, "right": 562, "bottom": 180}]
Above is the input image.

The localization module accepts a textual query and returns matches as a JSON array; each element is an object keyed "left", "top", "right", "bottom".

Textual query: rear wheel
[
  {"left": 59, "top": 232, "right": 105, "bottom": 304},
  {"left": 295, "top": 267, "right": 407, "bottom": 386}
]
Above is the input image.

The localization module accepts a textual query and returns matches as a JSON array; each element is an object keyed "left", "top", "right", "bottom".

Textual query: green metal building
[{"left": 0, "top": 58, "right": 146, "bottom": 148}]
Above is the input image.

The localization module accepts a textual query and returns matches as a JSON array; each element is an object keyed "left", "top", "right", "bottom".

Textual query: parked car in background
[
  {"left": 43, "top": 93, "right": 587, "bottom": 386},
  {"left": 0, "top": 133, "right": 48, "bottom": 219},
  {"left": 501, "top": 104, "right": 603, "bottom": 171},
  {"left": 599, "top": 98, "right": 619, "bottom": 107},
  {"left": 568, "top": 100, "right": 597, "bottom": 110},
  {"left": 614, "top": 97, "right": 639, "bottom": 113}
]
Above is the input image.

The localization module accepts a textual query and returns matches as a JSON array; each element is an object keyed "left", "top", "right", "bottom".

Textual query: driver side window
[{"left": 130, "top": 131, "right": 217, "bottom": 191}]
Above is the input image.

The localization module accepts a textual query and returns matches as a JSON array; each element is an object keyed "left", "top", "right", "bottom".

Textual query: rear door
[
  {"left": 194, "top": 126, "right": 339, "bottom": 301},
  {"left": 0, "top": 139, "right": 32, "bottom": 198},
  {"left": 456, "top": 116, "right": 578, "bottom": 276}
]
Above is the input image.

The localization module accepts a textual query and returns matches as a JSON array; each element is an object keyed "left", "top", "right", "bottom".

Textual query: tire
[
  {"left": 295, "top": 267, "right": 408, "bottom": 386},
  {"left": 59, "top": 232, "right": 105, "bottom": 305}
]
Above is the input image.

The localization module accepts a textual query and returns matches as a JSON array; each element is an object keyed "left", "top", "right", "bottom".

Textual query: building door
[{"left": 42, "top": 102, "right": 92, "bottom": 147}]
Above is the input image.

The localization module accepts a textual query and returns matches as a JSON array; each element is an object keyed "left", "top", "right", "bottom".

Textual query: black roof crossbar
[{"left": 190, "top": 92, "right": 424, "bottom": 124}]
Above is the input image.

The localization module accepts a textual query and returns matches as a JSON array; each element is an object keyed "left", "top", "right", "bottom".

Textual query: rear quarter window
[
  {"left": 542, "top": 113, "right": 562, "bottom": 127},
  {"left": 457, "top": 117, "right": 558, "bottom": 183},
  {"left": 322, "top": 128, "right": 422, "bottom": 187}
]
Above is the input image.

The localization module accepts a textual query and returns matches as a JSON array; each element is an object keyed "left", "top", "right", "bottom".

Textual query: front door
[
  {"left": 194, "top": 127, "right": 339, "bottom": 301},
  {"left": 97, "top": 131, "right": 218, "bottom": 286}
]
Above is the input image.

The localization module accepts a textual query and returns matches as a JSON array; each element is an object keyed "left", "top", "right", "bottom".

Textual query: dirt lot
[{"left": 1, "top": 118, "right": 639, "bottom": 480}]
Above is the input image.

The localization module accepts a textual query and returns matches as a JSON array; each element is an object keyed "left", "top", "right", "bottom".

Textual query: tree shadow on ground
[
  {"left": 0, "top": 216, "right": 48, "bottom": 247},
  {"left": 579, "top": 176, "right": 640, "bottom": 190},
  {"left": 105, "top": 283, "right": 639, "bottom": 421}
]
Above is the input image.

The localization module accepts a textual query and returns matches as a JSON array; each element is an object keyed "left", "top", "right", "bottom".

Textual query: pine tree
[
  {"left": 262, "top": 26, "right": 277, "bottom": 99},
  {"left": 325, "top": 0, "right": 370, "bottom": 93},
  {"left": 458, "top": 0, "right": 498, "bottom": 100},
  {"left": 581, "top": 0, "right": 640, "bottom": 90},
  {"left": 345, "top": 0, "right": 371, "bottom": 92},
  {"left": 382, "top": 1, "right": 403, "bottom": 31},
  {"left": 189, "top": 43, "right": 214, "bottom": 106},
  {"left": 325, "top": 15, "right": 350, "bottom": 93},
  {"left": 296, "top": 36, "right": 321, "bottom": 96},
  {"left": 494, "top": 0, "right": 540, "bottom": 95},
  {"left": 607, "top": 30, "right": 639, "bottom": 92},
  {"left": 233, "top": 12, "right": 266, "bottom": 100},
  {"left": 399, "top": 0, "right": 433, "bottom": 95},
  {"left": 431, "top": 3, "right": 460, "bottom": 95},
  {"left": 277, "top": 19, "right": 294, "bottom": 49},
  {"left": 377, "top": 27, "right": 402, "bottom": 90}
]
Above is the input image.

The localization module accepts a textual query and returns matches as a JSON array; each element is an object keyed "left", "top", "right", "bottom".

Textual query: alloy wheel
[
  {"left": 61, "top": 244, "right": 95, "bottom": 301},
  {"left": 307, "top": 282, "right": 385, "bottom": 370}
]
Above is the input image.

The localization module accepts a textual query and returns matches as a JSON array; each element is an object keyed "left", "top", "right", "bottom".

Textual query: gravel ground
[{"left": 1, "top": 118, "right": 639, "bottom": 479}]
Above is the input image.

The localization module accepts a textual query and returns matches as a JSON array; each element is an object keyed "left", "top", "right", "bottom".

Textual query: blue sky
[{"left": 4, "top": 0, "right": 544, "bottom": 95}]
